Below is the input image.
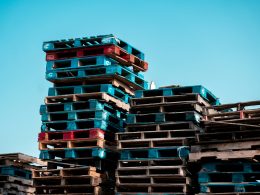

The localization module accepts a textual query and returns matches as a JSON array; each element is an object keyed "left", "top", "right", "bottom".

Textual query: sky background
[{"left": 0, "top": 0, "right": 260, "bottom": 157}]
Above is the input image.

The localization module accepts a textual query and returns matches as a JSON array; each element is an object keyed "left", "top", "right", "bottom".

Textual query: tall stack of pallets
[
  {"left": 34, "top": 34, "right": 149, "bottom": 194},
  {"left": 0, "top": 153, "right": 46, "bottom": 195},
  {"left": 190, "top": 101, "right": 260, "bottom": 194},
  {"left": 115, "top": 85, "right": 219, "bottom": 194}
]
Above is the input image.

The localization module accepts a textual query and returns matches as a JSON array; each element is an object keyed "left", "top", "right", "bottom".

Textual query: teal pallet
[
  {"left": 199, "top": 172, "right": 260, "bottom": 183},
  {"left": 200, "top": 183, "right": 260, "bottom": 193},
  {"left": 40, "top": 99, "right": 126, "bottom": 118},
  {"left": 46, "top": 55, "right": 116, "bottom": 71},
  {"left": 135, "top": 85, "right": 220, "bottom": 106},
  {"left": 46, "top": 56, "right": 144, "bottom": 78},
  {"left": 46, "top": 158, "right": 117, "bottom": 172},
  {"left": 41, "top": 118, "right": 124, "bottom": 132},
  {"left": 39, "top": 147, "right": 118, "bottom": 160},
  {"left": 200, "top": 161, "right": 260, "bottom": 173},
  {"left": 41, "top": 110, "right": 125, "bottom": 128},
  {"left": 120, "top": 147, "right": 189, "bottom": 160},
  {"left": 43, "top": 34, "right": 145, "bottom": 60},
  {"left": 127, "top": 111, "right": 201, "bottom": 124},
  {"left": 48, "top": 84, "right": 130, "bottom": 103},
  {"left": 46, "top": 64, "right": 148, "bottom": 90},
  {"left": 0, "top": 166, "right": 31, "bottom": 180}
]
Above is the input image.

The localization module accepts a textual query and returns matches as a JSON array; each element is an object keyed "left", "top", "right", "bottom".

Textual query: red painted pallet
[
  {"left": 46, "top": 44, "right": 148, "bottom": 72},
  {"left": 38, "top": 128, "right": 106, "bottom": 141}
]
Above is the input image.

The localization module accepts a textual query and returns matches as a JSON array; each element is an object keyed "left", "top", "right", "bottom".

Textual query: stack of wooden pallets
[
  {"left": 190, "top": 101, "right": 260, "bottom": 194},
  {"left": 115, "top": 85, "right": 219, "bottom": 194},
  {"left": 0, "top": 153, "right": 46, "bottom": 195},
  {"left": 35, "top": 34, "right": 149, "bottom": 194},
  {"left": 33, "top": 161, "right": 102, "bottom": 195}
]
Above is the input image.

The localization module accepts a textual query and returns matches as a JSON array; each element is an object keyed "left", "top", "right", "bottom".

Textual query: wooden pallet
[
  {"left": 48, "top": 66, "right": 148, "bottom": 91},
  {"left": 39, "top": 138, "right": 116, "bottom": 150},
  {"left": 32, "top": 166, "right": 100, "bottom": 178},
  {"left": 45, "top": 92, "right": 130, "bottom": 111},
  {"left": 205, "top": 109, "right": 260, "bottom": 121},
  {"left": 45, "top": 158, "right": 117, "bottom": 172},
  {"left": 118, "top": 158, "right": 186, "bottom": 168},
  {"left": 45, "top": 44, "right": 148, "bottom": 72},
  {"left": 34, "top": 175, "right": 101, "bottom": 186},
  {"left": 116, "top": 129, "right": 199, "bottom": 141},
  {"left": 191, "top": 140, "right": 260, "bottom": 153},
  {"left": 116, "top": 175, "right": 191, "bottom": 185},
  {"left": 51, "top": 77, "right": 136, "bottom": 96},
  {"left": 0, "top": 153, "right": 47, "bottom": 168},
  {"left": 203, "top": 117, "right": 260, "bottom": 133},
  {"left": 33, "top": 167, "right": 101, "bottom": 194},
  {"left": 199, "top": 182, "right": 260, "bottom": 193},
  {"left": 116, "top": 183, "right": 190, "bottom": 193},
  {"left": 0, "top": 175, "right": 32, "bottom": 186},
  {"left": 118, "top": 138, "right": 193, "bottom": 149},
  {"left": 130, "top": 102, "right": 205, "bottom": 115},
  {"left": 116, "top": 166, "right": 187, "bottom": 177},
  {"left": 205, "top": 100, "right": 260, "bottom": 113},
  {"left": 0, "top": 182, "right": 35, "bottom": 194},
  {"left": 35, "top": 185, "right": 101, "bottom": 195},
  {"left": 196, "top": 129, "right": 260, "bottom": 144},
  {"left": 126, "top": 121, "right": 201, "bottom": 132},
  {"left": 189, "top": 149, "right": 260, "bottom": 162},
  {"left": 120, "top": 147, "right": 189, "bottom": 160},
  {"left": 199, "top": 172, "right": 260, "bottom": 183},
  {"left": 131, "top": 94, "right": 211, "bottom": 108},
  {"left": 127, "top": 111, "right": 201, "bottom": 124}
]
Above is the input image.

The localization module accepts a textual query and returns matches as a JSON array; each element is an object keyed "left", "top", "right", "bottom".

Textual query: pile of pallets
[
  {"left": 33, "top": 161, "right": 102, "bottom": 194},
  {"left": 115, "top": 85, "right": 219, "bottom": 194},
  {"left": 35, "top": 34, "right": 149, "bottom": 194},
  {"left": 190, "top": 100, "right": 260, "bottom": 194},
  {"left": 0, "top": 153, "right": 46, "bottom": 195}
]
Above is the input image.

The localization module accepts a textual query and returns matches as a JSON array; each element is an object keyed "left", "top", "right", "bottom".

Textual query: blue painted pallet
[
  {"left": 43, "top": 34, "right": 145, "bottom": 60},
  {"left": 199, "top": 172, "right": 260, "bottom": 183},
  {"left": 135, "top": 85, "right": 220, "bottom": 106},
  {"left": 41, "top": 118, "right": 124, "bottom": 132},
  {"left": 40, "top": 99, "right": 126, "bottom": 118},
  {"left": 0, "top": 166, "right": 31, "bottom": 180},
  {"left": 120, "top": 146, "right": 189, "bottom": 160},
  {"left": 41, "top": 110, "right": 125, "bottom": 128},
  {"left": 46, "top": 55, "right": 115, "bottom": 71},
  {"left": 200, "top": 183, "right": 260, "bottom": 193},
  {"left": 39, "top": 147, "right": 118, "bottom": 160},
  {"left": 46, "top": 65, "right": 148, "bottom": 90},
  {"left": 46, "top": 55, "right": 145, "bottom": 77},
  {"left": 126, "top": 111, "right": 201, "bottom": 124},
  {"left": 48, "top": 84, "right": 130, "bottom": 104},
  {"left": 200, "top": 161, "right": 260, "bottom": 173}
]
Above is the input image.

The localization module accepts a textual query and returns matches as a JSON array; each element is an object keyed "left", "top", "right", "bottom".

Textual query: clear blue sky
[{"left": 0, "top": 0, "right": 260, "bottom": 156}]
